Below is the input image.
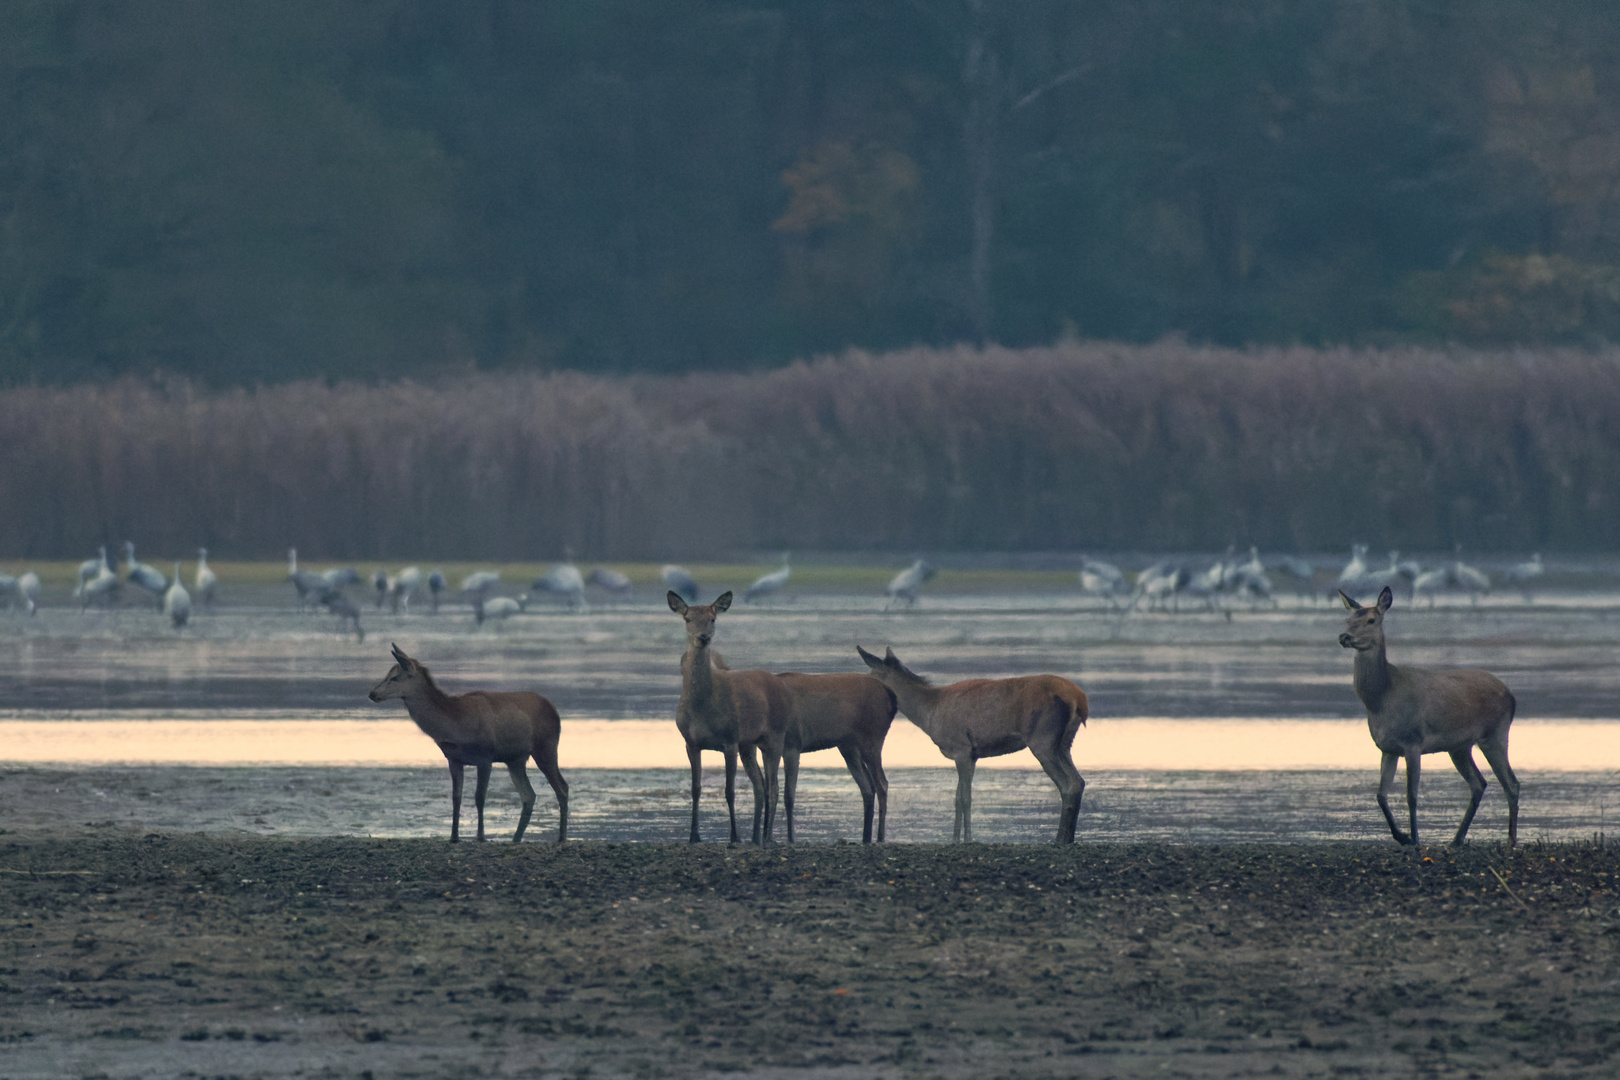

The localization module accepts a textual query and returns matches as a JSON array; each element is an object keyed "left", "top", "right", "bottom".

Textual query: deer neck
[
  {"left": 1351, "top": 637, "right": 1393, "bottom": 713},
  {"left": 681, "top": 640, "right": 723, "bottom": 706},
  {"left": 401, "top": 675, "right": 461, "bottom": 739},
  {"left": 887, "top": 679, "right": 945, "bottom": 739}
]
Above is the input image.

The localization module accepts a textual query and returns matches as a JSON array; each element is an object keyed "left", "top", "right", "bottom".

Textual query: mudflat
[{"left": 2, "top": 835, "right": 1617, "bottom": 1078}]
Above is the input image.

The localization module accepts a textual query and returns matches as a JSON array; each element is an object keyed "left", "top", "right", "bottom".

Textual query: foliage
[
  {"left": 2, "top": 2, "right": 1620, "bottom": 385},
  {"left": 3, "top": 342, "right": 1617, "bottom": 559}
]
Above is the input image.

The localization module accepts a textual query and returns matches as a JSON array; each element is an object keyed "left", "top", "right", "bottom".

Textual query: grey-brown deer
[
  {"left": 1339, "top": 587, "right": 1519, "bottom": 847},
  {"left": 669, "top": 591, "right": 792, "bottom": 843},
  {"left": 368, "top": 643, "right": 568, "bottom": 842},
  {"left": 856, "top": 646, "right": 1089, "bottom": 843},
  {"left": 772, "top": 671, "right": 897, "bottom": 842}
]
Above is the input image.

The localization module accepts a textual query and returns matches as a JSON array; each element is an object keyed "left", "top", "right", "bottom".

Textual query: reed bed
[{"left": 2, "top": 341, "right": 1616, "bottom": 560}]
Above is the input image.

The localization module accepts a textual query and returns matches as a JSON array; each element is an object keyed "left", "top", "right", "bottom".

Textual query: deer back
[{"left": 776, "top": 672, "right": 896, "bottom": 752}]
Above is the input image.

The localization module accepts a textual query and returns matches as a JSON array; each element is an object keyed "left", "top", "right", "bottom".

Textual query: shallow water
[{"left": 1, "top": 582, "right": 1617, "bottom": 843}]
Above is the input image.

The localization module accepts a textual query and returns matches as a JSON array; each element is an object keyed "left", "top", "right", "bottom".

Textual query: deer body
[
  {"left": 670, "top": 591, "right": 791, "bottom": 844},
  {"left": 1339, "top": 587, "right": 1519, "bottom": 846},
  {"left": 369, "top": 644, "right": 568, "bottom": 842},
  {"left": 774, "top": 672, "right": 897, "bottom": 842},
  {"left": 858, "top": 646, "right": 1088, "bottom": 843}
]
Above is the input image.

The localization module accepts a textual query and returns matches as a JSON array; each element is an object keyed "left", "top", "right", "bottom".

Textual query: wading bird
[
  {"left": 884, "top": 559, "right": 935, "bottom": 610},
  {"left": 586, "top": 567, "right": 633, "bottom": 596},
  {"left": 124, "top": 542, "right": 168, "bottom": 607},
  {"left": 427, "top": 569, "right": 447, "bottom": 612},
  {"left": 744, "top": 555, "right": 791, "bottom": 603},
  {"left": 1505, "top": 553, "right": 1545, "bottom": 600},
  {"left": 164, "top": 562, "right": 191, "bottom": 629},
  {"left": 661, "top": 565, "right": 700, "bottom": 603},
  {"left": 1339, "top": 587, "right": 1519, "bottom": 846},
  {"left": 194, "top": 548, "right": 217, "bottom": 608},
  {"left": 532, "top": 558, "right": 586, "bottom": 610}
]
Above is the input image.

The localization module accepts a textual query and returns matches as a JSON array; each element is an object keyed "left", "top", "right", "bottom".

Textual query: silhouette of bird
[
  {"left": 16, "top": 571, "right": 39, "bottom": 616},
  {"left": 884, "top": 559, "right": 935, "bottom": 610},
  {"left": 1078, "top": 556, "right": 1128, "bottom": 605},
  {"left": 1506, "top": 553, "right": 1544, "bottom": 600},
  {"left": 194, "top": 548, "right": 217, "bottom": 608},
  {"left": 427, "top": 570, "right": 447, "bottom": 612},
  {"left": 164, "top": 562, "right": 191, "bottom": 629},
  {"left": 474, "top": 594, "right": 527, "bottom": 626},
  {"left": 744, "top": 554, "right": 791, "bottom": 603},
  {"left": 123, "top": 542, "right": 168, "bottom": 607},
  {"left": 387, "top": 566, "right": 422, "bottom": 613},
  {"left": 372, "top": 569, "right": 390, "bottom": 608},
  {"left": 661, "top": 565, "right": 700, "bottom": 602},
  {"left": 1334, "top": 544, "right": 1373, "bottom": 595},
  {"left": 319, "top": 587, "right": 365, "bottom": 641},
  {"left": 74, "top": 548, "right": 108, "bottom": 598},
  {"left": 1411, "top": 565, "right": 1448, "bottom": 607},
  {"left": 460, "top": 570, "right": 501, "bottom": 599},
  {"left": 287, "top": 548, "right": 329, "bottom": 609},
  {"left": 1452, "top": 559, "right": 1491, "bottom": 603},
  {"left": 81, "top": 552, "right": 120, "bottom": 609},
  {"left": 532, "top": 557, "right": 586, "bottom": 609},
  {"left": 1130, "top": 561, "right": 1188, "bottom": 613},
  {"left": 586, "top": 567, "right": 633, "bottom": 595}
]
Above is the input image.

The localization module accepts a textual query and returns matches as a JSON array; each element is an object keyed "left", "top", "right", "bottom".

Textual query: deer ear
[
  {"left": 1377, "top": 586, "right": 1393, "bottom": 612},
  {"left": 856, "top": 645, "right": 881, "bottom": 668},
  {"left": 1338, "top": 590, "right": 1358, "bottom": 610},
  {"left": 714, "top": 591, "right": 733, "bottom": 613},
  {"left": 883, "top": 646, "right": 902, "bottom": 668},
  {"left": 667, "top": 591, "right": 687, "bottom": 615}
]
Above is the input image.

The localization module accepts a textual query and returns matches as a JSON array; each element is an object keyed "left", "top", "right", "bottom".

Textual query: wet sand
[{"left": 2, "top": 834, "right": 1617, "bottom": 1078}]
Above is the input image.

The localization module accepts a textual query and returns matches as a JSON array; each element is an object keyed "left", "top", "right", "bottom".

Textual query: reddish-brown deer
[
  {"left": 669, "top": 591, "right": 792, "bottom": 843},
  {"left": 857, "top": 646, "right": 1089, "bottom": 843},
  {"left": 771, "top": 671, "right": 897, "bottom": 842},
  {"left": 368, "top": 643, "right": 568, "bottom": 842},
  {"left": 1339, "top": 587, "right": 1519, "bottom": 846}
]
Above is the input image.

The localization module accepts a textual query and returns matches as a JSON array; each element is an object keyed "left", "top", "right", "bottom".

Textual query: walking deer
[
  {"left": 1339, "top": 587, "right": 1519, "bottom": 847},
  {"left": 669, "top": 591, "right": 792, "bottom": 843},
  {"left": 856, "top": 646, "right": 1089, "bottom": 843},
  {"left": 770, "top": 671, "right": 897, "bottom": 842},
  {"left": 368, "top": 643, "right": 568, "bottom": 842}
]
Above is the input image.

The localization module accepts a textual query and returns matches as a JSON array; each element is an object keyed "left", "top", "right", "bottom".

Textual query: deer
[
  {"left": 368, "top": 643, "right": 568, "bottom": 843},
  {"left": 766, "top": 671, "right": 897, "bottom": 843},
  {"left": 1339, "top": 587, "right": 1520, "bottom": 847},
  {"left": 856, "top": 646, "right": 1089, "bottom": 843},
  {"left": 668, "top": 591, "right": 792, "bottom": 844}
]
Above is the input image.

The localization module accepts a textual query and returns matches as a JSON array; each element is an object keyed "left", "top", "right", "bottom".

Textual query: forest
[{"left": 2, "top": 1, "right": 1620, "bottom": 385}]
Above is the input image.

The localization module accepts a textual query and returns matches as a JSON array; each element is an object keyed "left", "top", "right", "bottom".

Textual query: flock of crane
[{"left": 0, "top": 542, "right": 1551, "bottom": 635}]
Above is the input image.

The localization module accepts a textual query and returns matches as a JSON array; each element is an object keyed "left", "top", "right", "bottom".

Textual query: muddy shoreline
[{"left": 2, "top": 835, "right": 1617, "bottom": 1078}]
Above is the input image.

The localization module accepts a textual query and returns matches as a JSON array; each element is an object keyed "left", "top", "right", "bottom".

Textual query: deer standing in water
[
  {"left": 857, "top": 646, "right": 1089, "bottom": 843},
  {"left": 1339, "top": 587, "right": 1519, "bottom": 846},
  {"left": 368, "top": 643, "right": 568, "bottom": 842},
  {"left": 669, "top": 591, "right": 791, "bottom": 843},
  {"left": 769, "top": 671, "right": 897, "bottom": 842}
]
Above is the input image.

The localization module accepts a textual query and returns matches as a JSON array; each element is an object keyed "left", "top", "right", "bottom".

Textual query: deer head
[
  {"left": 668, "top": 591, "right": 732, "bottom": 648},
  {"left": 1339, "top": 586, "right": 1393, "bottom": 651},
  {"left": 369, "top": 643, "right": 423, "bottom": 701},
  {"left": 856, "top": 645, "right": 927, "bottom": 686}
]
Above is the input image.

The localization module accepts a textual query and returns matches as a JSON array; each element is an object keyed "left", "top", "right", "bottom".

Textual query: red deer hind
[
  {"left": 1339, "top": 587, "right": 1519, "bottom": 846},
  {"left": 857, "top": 646, "right": 1089, "bottom": 843},
  {"left": 368, "top": 643, "right": 568, "bottom": 842}
]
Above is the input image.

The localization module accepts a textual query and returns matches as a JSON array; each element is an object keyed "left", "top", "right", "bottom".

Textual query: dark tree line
[{"left": 2, "top": 1, "right": 1619, "bottom": 387}]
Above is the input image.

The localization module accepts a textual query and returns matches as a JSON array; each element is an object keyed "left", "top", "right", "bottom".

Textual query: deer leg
[
  {"left": 506, "top": 761, "right": 537, "bottom": 843},
  {"left": 1033, "top": 743, "right": 1086, "bottom": 845},
  {"left": 865, "top": 741, "right": 890, "bottom": 842},
  {"left": 1478, "top": 731, "right": 1520, "bottom": 848},
  {"left": 738, "top": 746, "right": 766, "bottom": 844},
  {"left": 783, "top": 746, "right": 802, "bottom": 843},
  {"left": 838, "top": 744, "right": 876, "bottom": 843},
  {"left": 448, "top": 761, "right": 465, "bottom": 842},
  {"left": 1375, "top": 751, "right": 1411, "bottom": 845},
  {"left": 1448, "top": 748, "right": 1488, "bottom": 846},
  {"left": 535, "top": 753, "right": 570, "bottom": 843},
  {"left": 724, "top": 748, "right": 741, "bottom": 844},
  {"left": 1404, "top": 753, "right": 1422, "bottom": 847},
  {"left": 954, "top": 758, "right": 977, "bottom": 843},
  {"left": 473, "top": 763, "right": 492, "bottom": 842},
  {"left": 687, "top": 742, "right": 704, "bottom": 843},
  {"left": 758, "top": 740, "right": 782, "bottom": 845}
]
